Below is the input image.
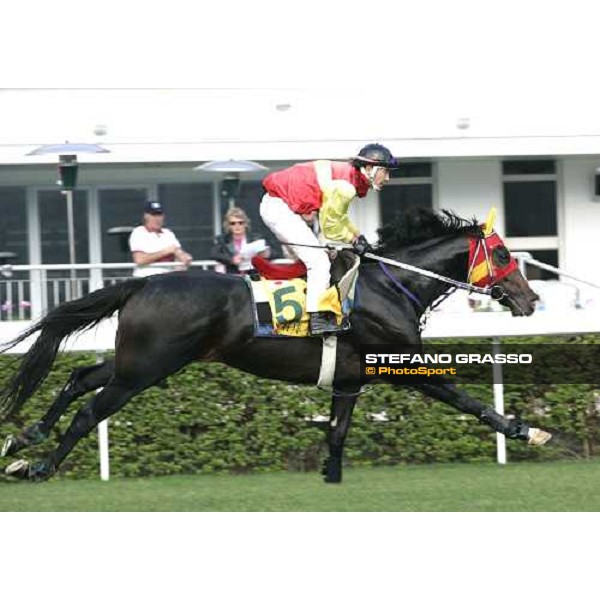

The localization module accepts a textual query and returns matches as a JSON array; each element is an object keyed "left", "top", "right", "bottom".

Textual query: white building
[{"left": 1, "top": 88, "right": 600, "bottom": 322}]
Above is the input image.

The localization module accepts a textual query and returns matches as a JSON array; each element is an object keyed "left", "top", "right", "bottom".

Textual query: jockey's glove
[{"left": 352, "top": 235, "right": 372, "bottom": 256}]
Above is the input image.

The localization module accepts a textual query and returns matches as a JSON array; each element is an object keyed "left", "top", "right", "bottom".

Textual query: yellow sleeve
[{"left": 319, "top": 180, "right": 359, "bottom": 242}]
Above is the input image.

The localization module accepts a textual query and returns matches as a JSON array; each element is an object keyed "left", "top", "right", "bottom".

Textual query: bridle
[
  {"left": 368, "top": 230, "right": 511, "bottom": 303},
  {"left": 370, "top": 227, "right": 517, "bottom": 331},
  {"left": 465, "top": 229, "right": 518, "bottom": 299},
  {"left": 368, "top": 205, "right": 522, "bottom": 317}
]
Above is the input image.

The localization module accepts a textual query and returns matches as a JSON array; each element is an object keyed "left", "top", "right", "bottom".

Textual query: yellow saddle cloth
[
  {"left": 250, "top": 255, "right": 360, "bottom": 338},
  {"left": 260, "top": 279, "right": 342, "bottom": 337}
]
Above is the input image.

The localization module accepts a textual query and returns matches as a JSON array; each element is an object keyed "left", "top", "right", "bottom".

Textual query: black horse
[{"left": 0, "top": 210, "right": 550, "bottom": 482}]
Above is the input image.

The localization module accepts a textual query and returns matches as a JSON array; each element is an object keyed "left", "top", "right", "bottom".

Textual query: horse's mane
[{"left": 375, "top": 208, "right": 480, "bottom": 253}]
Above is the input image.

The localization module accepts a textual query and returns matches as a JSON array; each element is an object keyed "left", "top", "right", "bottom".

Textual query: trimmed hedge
[{"left": 0, "top": 335, "right": 598, "bottom": 479}]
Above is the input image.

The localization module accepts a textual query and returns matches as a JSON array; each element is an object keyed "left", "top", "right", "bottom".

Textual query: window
[
  {"left": 234, "top": 181, "right": 266, "bottom": 236},
  {"left": 502, "top": 160, "right": 559, "bottom": 280},
  {"left": 523, "top": 250, "right": 559, "bottom": 281},
  {"left": 389, "top": 163, "right": 433, "bottom": 179},
  {"left": 380, "top": 162, "right": 433, "bottom": 225},
  {"left": 39, "top": 190, "right": 89, "bottom": 265},
  {"left": 38, "top": 189, "right": 90, "bottom": 307},
  {"left": 233, "top": 181, "right": 284, "bottom": 255},
  {"left": 504, "top": 181, "right": 557, "bottom": 237},
  {"left": 0, "top": 187, "right": 27, "bottom": 264},
  {"left": 157, "top": 183, "right": 214, "bottom": 259},
  {"left": 0, "top": 187, "right": 28, "bottom": 320},
  {"left": 503, "top": 160, "right": 556, "bottom": 176},
  {"left": 100, "top": 188, "right": 149, "bottom": 263}
]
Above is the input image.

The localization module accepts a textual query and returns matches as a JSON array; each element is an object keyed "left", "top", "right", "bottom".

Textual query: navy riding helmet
[{"left": 352, "top": 143, "right": 398, "bottom": 169}]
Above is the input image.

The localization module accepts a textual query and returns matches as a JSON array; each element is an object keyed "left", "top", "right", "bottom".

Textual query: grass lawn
[{"left": 1, "top": 459, "right": 600, "bottom": 511}]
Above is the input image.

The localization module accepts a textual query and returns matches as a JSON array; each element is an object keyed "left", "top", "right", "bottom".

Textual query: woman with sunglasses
[{"left": 211, "top": 207, "right": 269, "bottom": 275}]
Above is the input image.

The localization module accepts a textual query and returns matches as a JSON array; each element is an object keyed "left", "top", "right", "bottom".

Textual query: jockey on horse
[{"left": 260, "top": 143, "right": 397, "bottom": 336}]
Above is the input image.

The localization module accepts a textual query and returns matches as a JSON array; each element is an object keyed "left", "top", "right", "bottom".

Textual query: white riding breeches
[{"left": 260, "top": 194, "right": 330, "bottom": 312}]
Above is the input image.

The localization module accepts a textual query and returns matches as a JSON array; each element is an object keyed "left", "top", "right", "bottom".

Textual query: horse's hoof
[
  {"left": 1, "top": 435, "right": 20, "bottom": 457},
  {"left": 528, "top": 428, "right": 552, "bottom": 446},
  {"left": 5, "top": 459, "right": 30, "bottom": 479},
  {"left": 5, "top": 459, "right": 54, "bottom": 482},
  {"left": 28, "top": 461, "right": 55, "bottom": 482}
]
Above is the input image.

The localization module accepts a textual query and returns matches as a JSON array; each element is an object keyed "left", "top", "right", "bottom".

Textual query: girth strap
[{"left": 317, "top": 335, "right": 338, "bottom": 389}]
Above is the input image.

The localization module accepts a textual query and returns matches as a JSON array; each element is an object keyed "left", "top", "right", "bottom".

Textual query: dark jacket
[{"left": 210, "top": 232, "right": 259, "bottom": 274}]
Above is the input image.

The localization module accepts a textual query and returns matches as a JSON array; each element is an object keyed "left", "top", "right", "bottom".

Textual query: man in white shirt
[{"left": 129, "top": 200, "right": 193, "bottom": 278}]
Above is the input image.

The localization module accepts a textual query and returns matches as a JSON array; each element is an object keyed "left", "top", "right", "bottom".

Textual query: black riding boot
[{"left": 309, "top": 311, "right": 342, "bottom": 336}]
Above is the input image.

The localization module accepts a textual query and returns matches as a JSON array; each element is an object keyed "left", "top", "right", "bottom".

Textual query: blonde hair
[{"left": 223, "top": 207, "right": 251, "bottom": 233}]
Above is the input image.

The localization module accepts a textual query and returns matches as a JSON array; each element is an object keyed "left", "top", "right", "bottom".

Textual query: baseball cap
[{"left": 145, "top": 200, "right": 164, "bottom": 215}]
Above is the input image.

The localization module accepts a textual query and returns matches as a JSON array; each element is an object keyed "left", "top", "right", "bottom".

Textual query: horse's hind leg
[
  {"left": 5, "top": 319, "right": 202, "bottom": 481},
  {"left": 1, "top": 360, "right": 115, "bottom": 458},
  {"left": 322, "top": 391, "right": 359, "bottom": 484},
  {"left": 415, "top": 381, "right": 551, "bottom": 445},
  {"left": 6, "top": 376, "right": 140, "bottom": 481}
]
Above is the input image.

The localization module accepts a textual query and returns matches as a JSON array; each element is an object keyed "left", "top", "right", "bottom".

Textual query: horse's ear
[{"left": 483, "top": 207, "right": 497, "bottom": 236}]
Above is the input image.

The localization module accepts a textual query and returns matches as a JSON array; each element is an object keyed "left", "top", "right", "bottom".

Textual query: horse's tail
[{"left": 0, "top": 277, "right": 148, "bottom": 418}]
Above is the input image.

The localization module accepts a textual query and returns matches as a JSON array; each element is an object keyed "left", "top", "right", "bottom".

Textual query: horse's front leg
[
  {"left": 322, "top": 391, "right": 359, "bottom": 484},
  {"left": 414, "top": 380, "right": 551, "bottom": 445}
]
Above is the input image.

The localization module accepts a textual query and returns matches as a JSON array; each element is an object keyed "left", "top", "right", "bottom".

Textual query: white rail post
[
  {"left": 98, "top": 418, "right": 110, "bottom": 481},
  {"left": 96, "top": 352, "right": 110, "bottom": 481},
  {"left": 29, "top": 268, "right": 45, "bottom": 320},
  {"left": 491, "top": 337, "right": 506, "bottom": 464}
]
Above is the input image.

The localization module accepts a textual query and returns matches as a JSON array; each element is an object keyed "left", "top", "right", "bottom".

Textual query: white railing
[
  {"left": 0, "top": 260, "right": 220, "bottom": 321},
  {"left": 2, "top": 253, "right": 599, "bottom": 322}
]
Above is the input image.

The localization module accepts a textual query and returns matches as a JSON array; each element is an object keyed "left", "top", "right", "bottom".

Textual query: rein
[
  {"left": 378, "top": 261, "right": 456, "bottom": 332},
  {"left": 378, "top": 262, "right": 425, "bottom": 310},
  {"left": 364, "top": 251, "right": 506, "bottom": 300},
  {"left": 283, "top": 238, "right": 507, "bottom": 300}
]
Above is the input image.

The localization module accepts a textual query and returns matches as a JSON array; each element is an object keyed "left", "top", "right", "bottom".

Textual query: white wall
[
  {"left": 5, "top": 89, "right": 600, "bottom": 165},
  {"left": 437, "top": 159, "right": 504, "bottom": 232},
  {"left": 0, "top": 163, "right": 271, "bottom": 187},
  {"left": 561, "top": 157, "right": 600, "bottom": 299},
  {"left": 349, "top": 189, "right": 380, "bottom": 243}
]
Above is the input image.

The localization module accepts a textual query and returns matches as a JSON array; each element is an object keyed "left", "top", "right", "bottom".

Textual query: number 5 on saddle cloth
[{"left": 246, "top": 252, "right": 360, "bottom": 337}]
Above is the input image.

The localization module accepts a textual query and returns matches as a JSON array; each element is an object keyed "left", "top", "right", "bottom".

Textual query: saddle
[
  {"left": 247, "top": 250, "right": 360, "bottom": 337},
  {"left": 251, "top": 250, "right": 357, "bottom": 286}
]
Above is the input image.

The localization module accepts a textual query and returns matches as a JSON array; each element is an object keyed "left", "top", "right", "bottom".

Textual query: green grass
[{"left": 3, "top": 459, "right": 600, "bottom": 511}]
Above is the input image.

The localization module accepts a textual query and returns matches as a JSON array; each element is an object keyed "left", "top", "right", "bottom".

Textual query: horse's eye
[{"left": 492, "top": 245, "right": 511, "bottom": 267}]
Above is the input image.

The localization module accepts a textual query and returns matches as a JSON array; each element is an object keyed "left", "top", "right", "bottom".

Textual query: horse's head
[
  {"left": 468, "top": 210, "right": 538, "bottom": 316},
  {"left": 376, "top": 207, "right": 538, "bottom": 316}
]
